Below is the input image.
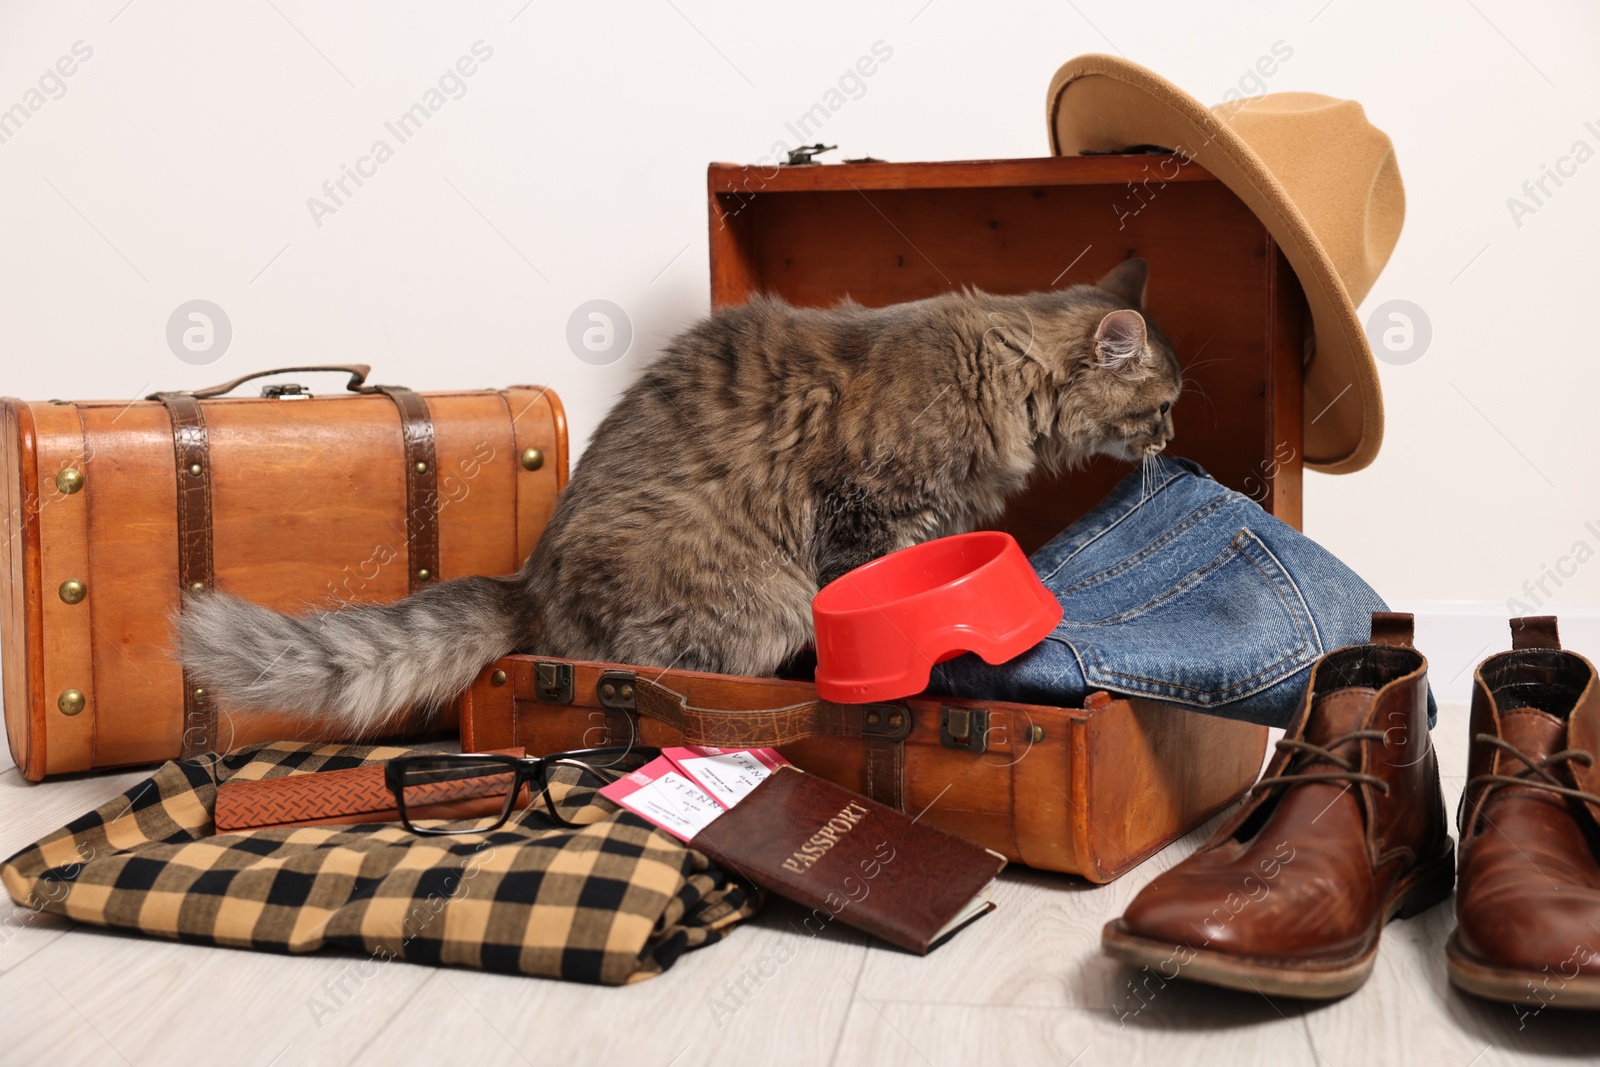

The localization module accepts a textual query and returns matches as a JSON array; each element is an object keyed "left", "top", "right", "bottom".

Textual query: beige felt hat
[{"left": 1047, "top": 54, "right": 1404, "bottom": 474}]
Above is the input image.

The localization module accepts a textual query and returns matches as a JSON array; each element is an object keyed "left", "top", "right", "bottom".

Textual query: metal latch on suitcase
[
  {"left": 533, "top": 661, "right": 574, "bottom": 704},
  {"left": 940, "top": 706, "right": 990, "bottom": 754}
]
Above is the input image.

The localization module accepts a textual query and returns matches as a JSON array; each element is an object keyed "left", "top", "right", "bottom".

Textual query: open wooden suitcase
[
  {"left": 459, "top": 657, "right": 1266, "bottom": 883},
  {"left": 458, "top": 153, "right": 1308, "bottom": 880}
]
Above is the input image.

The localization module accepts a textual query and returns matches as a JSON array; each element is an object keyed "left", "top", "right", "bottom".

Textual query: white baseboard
[{"left": 1396, "top": 601, "right": 1600, "bottom": 705}]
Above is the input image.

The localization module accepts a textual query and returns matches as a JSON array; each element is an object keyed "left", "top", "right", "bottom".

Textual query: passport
[{"left": 689, "top": 766, "right": 1005, "bottom": 955}]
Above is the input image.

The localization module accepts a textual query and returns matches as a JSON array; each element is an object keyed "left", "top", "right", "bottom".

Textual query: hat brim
[{"left": 1047, "top": 54, "right": 1383, "bottom": 474}]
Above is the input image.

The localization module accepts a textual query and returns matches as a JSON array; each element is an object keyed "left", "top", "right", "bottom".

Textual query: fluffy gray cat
[{"left": 178, "top": 259, "right": 1181, "bottom": 736}]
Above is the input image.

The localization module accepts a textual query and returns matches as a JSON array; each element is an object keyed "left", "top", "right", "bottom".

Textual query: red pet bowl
[{"left": 811, "top": 531, "right": 1063, "bottom": 704}]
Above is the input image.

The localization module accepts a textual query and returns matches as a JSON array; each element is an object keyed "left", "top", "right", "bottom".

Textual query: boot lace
[
  {"left": 1469, "top": 735, "right": 1600, "bottom": 805},
  {"left": 1249, "top": 729, "right": 1392, "bottom": 796}
]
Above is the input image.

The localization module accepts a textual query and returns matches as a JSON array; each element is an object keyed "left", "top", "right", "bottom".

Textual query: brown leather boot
[
  {"left": 1102, "top": 611, "right": 1454, "bottom": 997},
  {"left": 1448, "top": 615, "right": 1600, "bottom": 1009}
]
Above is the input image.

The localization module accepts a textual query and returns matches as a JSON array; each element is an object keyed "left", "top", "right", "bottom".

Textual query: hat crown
[{"left": 1208, "top": 93, "right": 1404, "bottom": 307}]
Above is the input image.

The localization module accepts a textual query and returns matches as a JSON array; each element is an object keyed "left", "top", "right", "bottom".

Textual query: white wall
[{"left": 2, "top": 0, "right": 1596, "bottom": 701}]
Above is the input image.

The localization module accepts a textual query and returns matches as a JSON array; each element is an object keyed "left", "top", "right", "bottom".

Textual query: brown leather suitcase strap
[
  {"left": 630, "top": 676, "right": 892, "bottom": 746},
  {"left": 373, "top": 384, "right": 439, "bottom": 738},
  {"left": 372, "top": 386, "right": 440, "bottom": 595},
  {"left": 155, "top": 392, "right": 216, "bottom": 758},
  {"left": 154, "top": 367, "right": 441, "bottom": 753},
  {"left": 864, "top": 739, "right": 904, "bottom": 813},
  {"left": 629, "top": 676, "right": 909, "bottom": 808}
]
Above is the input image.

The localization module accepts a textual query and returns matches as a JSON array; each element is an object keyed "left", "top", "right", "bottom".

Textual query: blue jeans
[{"left": 928, "top": 456, "right": 1435, "bottom": 729}]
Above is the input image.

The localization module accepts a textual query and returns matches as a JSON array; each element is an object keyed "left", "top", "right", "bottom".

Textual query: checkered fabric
[{"left": 1, "top": 742, "right": 757, "bottom": 985}]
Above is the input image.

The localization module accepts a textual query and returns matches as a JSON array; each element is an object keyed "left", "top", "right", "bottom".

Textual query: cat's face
[
  {"left": 1013, "top": 258, "right": 1183, "bottom": 466},
  {"left": 1081, "top": 302, "right": 1182, "bottom": 461}
]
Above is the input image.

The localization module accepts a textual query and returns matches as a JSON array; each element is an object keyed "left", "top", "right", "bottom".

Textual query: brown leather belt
[{"left": 154, "top": 373, "right": 440, "bottom": 755}]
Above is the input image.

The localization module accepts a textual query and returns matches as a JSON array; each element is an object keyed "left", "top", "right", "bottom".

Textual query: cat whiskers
[
  {"left": 1134, "top": 451, "right": 1171, "bottom": 522},
  {"left": 1180, "top": 376, "right": 1217, "bottom": 427}
]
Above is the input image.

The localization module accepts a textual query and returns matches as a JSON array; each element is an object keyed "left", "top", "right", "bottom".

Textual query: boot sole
[
  {"left": 1101, "top": 840, "right": 1456, "bottom": 1000},
  {"left": 1445, "top": 932, "right": 1600, "bottom": 1009}
]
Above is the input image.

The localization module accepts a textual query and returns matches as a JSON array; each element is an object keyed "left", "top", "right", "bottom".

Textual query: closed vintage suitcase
[
  {"left": 0, "top": 364, "right": 568, "bottom": 780},
  {"left": 458, "top": 656, "right": 1268, "bottom": 882}
]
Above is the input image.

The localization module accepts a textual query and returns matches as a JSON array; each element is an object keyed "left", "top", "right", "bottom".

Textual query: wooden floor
[{"left": 1, "top": 702, "right": 1593, "bottom": 1067}]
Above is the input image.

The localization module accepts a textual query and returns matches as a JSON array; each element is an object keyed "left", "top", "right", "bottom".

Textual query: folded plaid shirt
[{"left": 1, "top": 742, "right": 757, "bottom": 985}]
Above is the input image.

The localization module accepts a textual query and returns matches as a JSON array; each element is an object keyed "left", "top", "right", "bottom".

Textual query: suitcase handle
[
  {"left": 630, "top": 675, "right": 912, "bottom": 747},
  {"left": 147, "top": 364, "right": 375, "bottom": 400}
]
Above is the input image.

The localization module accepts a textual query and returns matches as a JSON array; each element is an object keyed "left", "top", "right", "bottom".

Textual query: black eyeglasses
[{"left": 383, "top": 747, "right": 661, "bottom": 834}]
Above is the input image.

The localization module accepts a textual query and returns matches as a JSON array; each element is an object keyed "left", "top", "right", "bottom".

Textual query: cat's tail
[{"left": 175, "top": 575, "right": 526, "bottom": 739}]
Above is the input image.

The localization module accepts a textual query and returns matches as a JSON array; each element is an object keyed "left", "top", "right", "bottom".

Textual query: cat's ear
[
  {"left": 1096, "top": 258, "right": 1149, "bottom": 308},
  {"left": 1093, "top": 309, "right": 1149, "bottom": 370}
]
